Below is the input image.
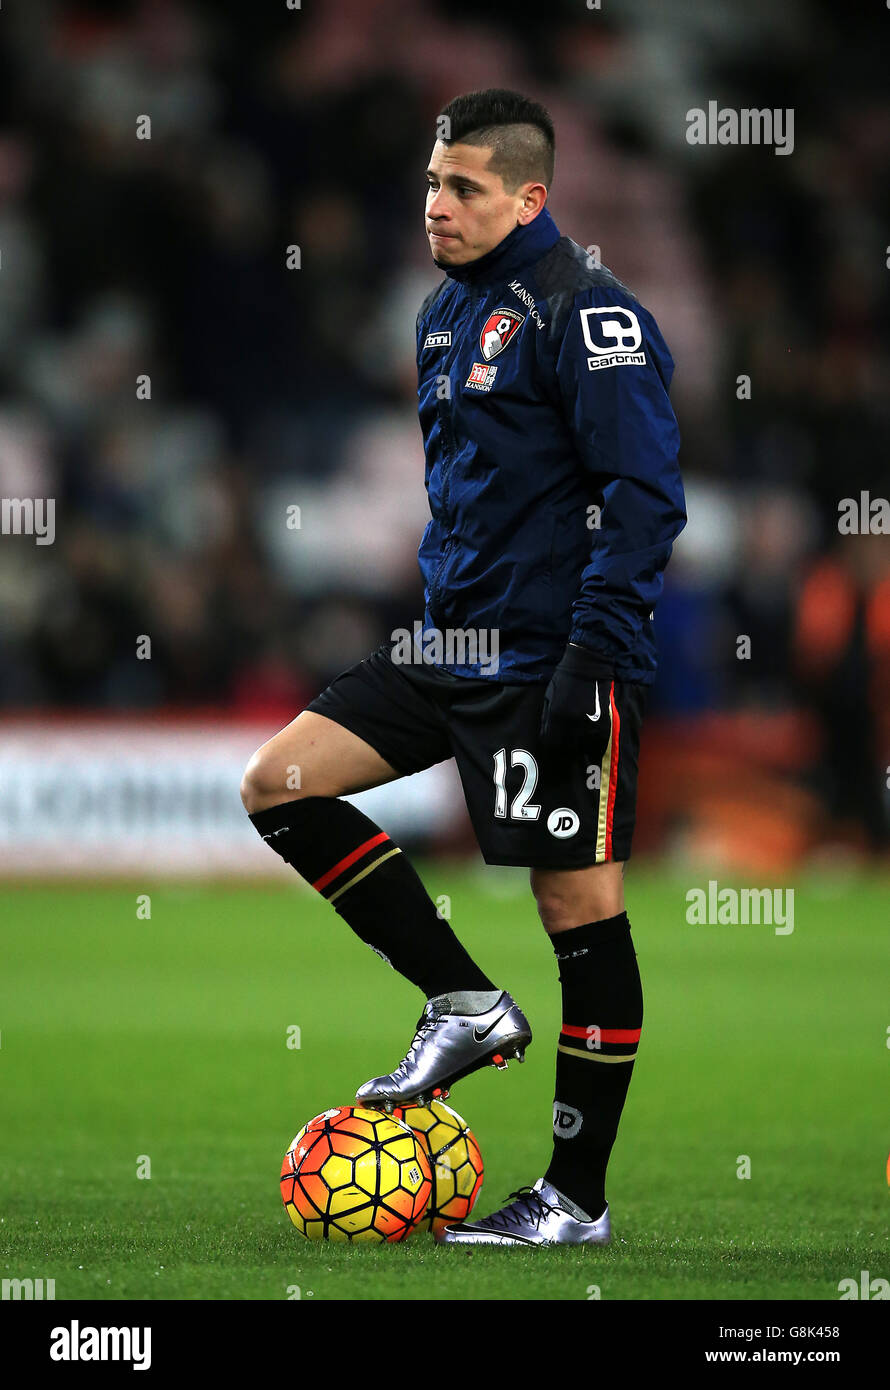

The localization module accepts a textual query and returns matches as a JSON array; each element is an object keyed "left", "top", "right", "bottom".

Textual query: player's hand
[{"left": 539, "top": 642, "right": 614, "bottom": 755}]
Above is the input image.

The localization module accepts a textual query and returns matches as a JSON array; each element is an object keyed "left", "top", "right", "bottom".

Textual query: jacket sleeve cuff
[{"left": 562, "top": 640, "right": 615, "bottom": 679}]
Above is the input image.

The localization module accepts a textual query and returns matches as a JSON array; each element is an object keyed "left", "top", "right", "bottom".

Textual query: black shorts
[{"left": 305, "top": 642, "right": 647, "bottom": 870}]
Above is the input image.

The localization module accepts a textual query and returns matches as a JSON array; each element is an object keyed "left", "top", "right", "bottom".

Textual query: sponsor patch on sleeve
[{"left": 580, "top": 305, "right": 646, "bottom": 370}]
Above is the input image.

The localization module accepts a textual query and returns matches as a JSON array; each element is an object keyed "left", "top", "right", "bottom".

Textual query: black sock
[
  {"left": 544, "top": 912, "right": 642, "bottom": 1221},
  {"left": 248, "top": 797, "right": 495, "bottom": 998}
]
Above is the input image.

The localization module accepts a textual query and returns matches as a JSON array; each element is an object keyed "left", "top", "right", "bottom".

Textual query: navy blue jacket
[{"left": 415, "top": 205, "right": 686, "bottom": 684}]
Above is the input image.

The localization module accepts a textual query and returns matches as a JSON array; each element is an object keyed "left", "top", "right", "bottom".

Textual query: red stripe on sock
[
  {"left": 605, "top": 682, "right": 620, "bottom": 858},
  {"left": 312, "top": 832, "right": 391, "bottom": 893},
  {"left": 561, "top": 1024, "right": 642, "bottom": 1043}
]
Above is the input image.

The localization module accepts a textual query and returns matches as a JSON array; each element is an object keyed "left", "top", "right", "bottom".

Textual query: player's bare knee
[
  {"left": 529, "top": 865, "right": 623, "bottom": 933},
  {"left": 534, "top": 895, "right": 580, "bottom": 934},
  {"left": 530, "top": 878, "right": 575, "bottom": 932},
  {"left": 239, "top": 751, "right": 272, "bottom": 814},
  {"left": 240, "top": 745, "right": 310, "bottom": 814}
]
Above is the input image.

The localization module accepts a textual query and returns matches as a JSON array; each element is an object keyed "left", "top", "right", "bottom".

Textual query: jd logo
[
  {"left": 553, "top": 1102, "right": 583, "bottom": 1139},
  {"left": 547, "top": 808, "right": 580, "bottom": 839}
]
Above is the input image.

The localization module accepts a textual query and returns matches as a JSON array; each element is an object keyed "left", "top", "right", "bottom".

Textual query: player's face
[{"left": 425, "top": 141, "right": 537, "bottom": 266}]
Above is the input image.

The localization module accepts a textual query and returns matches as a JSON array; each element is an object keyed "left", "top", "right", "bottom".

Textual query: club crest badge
[{"left": 479, "top": 308, "right": 525, "bottom": 361}]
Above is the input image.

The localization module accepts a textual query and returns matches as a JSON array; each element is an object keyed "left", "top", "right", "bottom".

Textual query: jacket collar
[{"left": 438, "top": 206, "right": 560, "bottom": 287}]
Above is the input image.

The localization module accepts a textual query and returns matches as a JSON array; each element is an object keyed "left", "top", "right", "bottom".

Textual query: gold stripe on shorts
[{"left": 595, "top": 721, "right": 614, "bottom": 864}]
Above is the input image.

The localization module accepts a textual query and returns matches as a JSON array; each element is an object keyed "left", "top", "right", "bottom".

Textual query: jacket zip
[{"left": 428, "top": 283, "right": 479, "bottom": 618}]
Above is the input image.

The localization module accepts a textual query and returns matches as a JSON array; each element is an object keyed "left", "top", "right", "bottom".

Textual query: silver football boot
[
  {"left": 355, "top": 990, "right": 531, "bottom": 1109},
  {"left": 437, "top": 1178, "right": 611, "bottom": 1246}
]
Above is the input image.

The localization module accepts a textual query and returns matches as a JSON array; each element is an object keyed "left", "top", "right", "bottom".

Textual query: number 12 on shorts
[{"left": 492, "top": 748, "right": 541, "bottom": 820}]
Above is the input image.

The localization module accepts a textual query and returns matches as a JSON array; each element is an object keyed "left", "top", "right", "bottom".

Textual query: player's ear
[{"left": 518, "top": 183, "right": 547, "bottom": 222}]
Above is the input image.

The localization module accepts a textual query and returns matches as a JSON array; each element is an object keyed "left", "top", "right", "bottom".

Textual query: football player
[{"left": 242, "top": 89, "right": 686, "bottom": 1246}]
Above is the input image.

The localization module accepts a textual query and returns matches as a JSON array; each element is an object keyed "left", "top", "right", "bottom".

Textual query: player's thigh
[{"left": 240, "top": 711, "right": 401, "bottom": 813}]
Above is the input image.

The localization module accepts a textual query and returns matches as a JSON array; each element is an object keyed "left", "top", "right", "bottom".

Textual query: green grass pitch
[{"left": 1, "top": 866, "right": 887, "bottom": 1301}]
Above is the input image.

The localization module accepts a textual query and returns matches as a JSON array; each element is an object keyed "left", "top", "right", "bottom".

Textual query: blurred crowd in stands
[{"left": 0, "top": 0, "right": 887, "bottom": 856}]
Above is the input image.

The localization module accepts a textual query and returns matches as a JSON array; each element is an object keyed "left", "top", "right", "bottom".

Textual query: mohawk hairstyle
[{"left": 437, "top": 88, "right": 555, "bottom": 192}]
